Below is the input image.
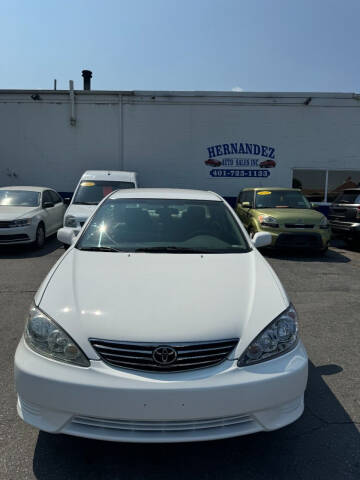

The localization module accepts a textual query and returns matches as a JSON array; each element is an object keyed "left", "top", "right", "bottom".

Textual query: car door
[
  {"left": 42, "top": 190, "right": 58, "bottom": 235},
  {"left": 49, "top": 190, "right": 66, "bottom": 230}
]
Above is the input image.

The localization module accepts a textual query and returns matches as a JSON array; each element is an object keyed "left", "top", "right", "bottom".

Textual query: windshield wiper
[
  {"left": 77, "top": 246, "right": 124, "bottom": 252},
  {"left": 73, "top": 201, "right": 99, "bottom": 205},
  {"left": 134, "top": 246, "right": 206, "bottom": 253}
]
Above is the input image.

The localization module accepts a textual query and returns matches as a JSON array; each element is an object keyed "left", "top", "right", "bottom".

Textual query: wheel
[
  {"left": 319, "top": 246, "right": 328, "bottom": 256},
  {"left": 34, "top": 224, "right": 45, "bottom": 249}
]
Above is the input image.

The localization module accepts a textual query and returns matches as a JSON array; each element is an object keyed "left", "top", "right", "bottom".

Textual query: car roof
[
  {"left": 241, "top": 187, "right": 301, "bottom": 192},
  {"left": 0, "top": 186, "right": 52, "bottom": 192},
  {"left": 81, "top": 170, "right": 137, "bottom": 181},
  {"left": 109, "top": 188, "right": 223, "bottom": 201}
]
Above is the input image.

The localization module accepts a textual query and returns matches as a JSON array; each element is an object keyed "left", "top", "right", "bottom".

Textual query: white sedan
[
  {"left": 15, "top": 188, "right": 308, "bottom": 443},
  {"left": 0, "top": 186, "right": 66, "bottom": 248}
]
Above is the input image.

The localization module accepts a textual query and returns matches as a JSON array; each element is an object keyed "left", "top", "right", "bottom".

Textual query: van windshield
[
  {"left": 255, "top": 190, "right": 311, "bottom": 209},
  {"left": 76, "top": 198, "right": 250, "bottom": 253},
  {"left": 73, "top": 181, "right": 135, "bottom": 205}
]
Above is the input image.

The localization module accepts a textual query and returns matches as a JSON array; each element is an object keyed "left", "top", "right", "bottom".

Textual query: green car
[{"left": 236, "top": 187, "right": 331, "bottom": 252}]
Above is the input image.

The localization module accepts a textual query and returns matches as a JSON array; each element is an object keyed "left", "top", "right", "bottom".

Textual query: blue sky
[{"left": 1, "top": 0, "right": 360, "bottom": 92}]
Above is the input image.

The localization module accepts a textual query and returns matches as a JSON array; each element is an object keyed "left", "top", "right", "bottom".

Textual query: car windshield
[
  {"left": 0, "top": 190, "right": 40, "bottom": 207},
  {"left": 255, "top": 190, "right": 311, "bottom": 209},
  {"left": 333, "top": 190, "right": 360, "bottom": 204},
  {"left": 73, "top": 180, "right": 135, "bottom": 205},
  {"left": 76, "top": 198, "right": 250, "bottom": 253}
]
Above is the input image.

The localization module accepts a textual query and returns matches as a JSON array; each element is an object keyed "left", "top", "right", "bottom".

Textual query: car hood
[
  {"left": 38, "top": 249, "right": 288, "bottom": 360},
  {"left": 0, "top": 206, "right": 38, "bottom": 220},
  {"left": 254, "top": 208, "right": 324, "bottom": 223},
  {"left": 65, "top": 204, "right": 97, "bottom": 220}
]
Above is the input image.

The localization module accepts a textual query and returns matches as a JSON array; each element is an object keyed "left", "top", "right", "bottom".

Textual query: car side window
[
  {"left": 242, "top": 191, "right": 253, "bottom": 206},
  {"left": 42, "top": 191, "right": 52, "bottom": 205},
  {"left": 49, "top": 190, "right": 62, "bottom": 204}
]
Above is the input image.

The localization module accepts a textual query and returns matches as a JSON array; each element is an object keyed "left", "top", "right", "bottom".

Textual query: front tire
[{"left": 34, "top": 224, "right": 45, "bottom": 249}]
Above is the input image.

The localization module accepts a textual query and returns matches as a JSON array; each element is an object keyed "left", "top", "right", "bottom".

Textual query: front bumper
[
  {"left": 330, "top": 220, "right": 360, "bottom": 235},
  {"left": 15, "top": 338, "right": 308, "bottom": 443},
  {"left": 0, "top": 225, "right": 35, "bottom": 244},
  {"left": 259, "top": 228, "right": 330, "bottom": 250}
]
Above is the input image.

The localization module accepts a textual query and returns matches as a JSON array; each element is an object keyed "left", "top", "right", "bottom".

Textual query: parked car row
[
  {"left": 0, "top": 171, "right": 359, "bottom": 251},
  {"left": 0, "top": 170, "right": 138, "bottom": 248},
  {"left": 236, "top": 186, "right": 360, "bottom": 252}
]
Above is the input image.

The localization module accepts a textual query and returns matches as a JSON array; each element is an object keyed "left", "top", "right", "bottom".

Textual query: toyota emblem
[{"left": 152, "top": 346, "right": 178, "bottom": 366}]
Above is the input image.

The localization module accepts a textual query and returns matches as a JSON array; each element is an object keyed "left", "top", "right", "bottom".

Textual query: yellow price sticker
[
  {"left": 257, "top": 191, "right": 271, "bottom": 195},
  {"left": 81, "top": 181, "right": 95, "bottom": 187}
]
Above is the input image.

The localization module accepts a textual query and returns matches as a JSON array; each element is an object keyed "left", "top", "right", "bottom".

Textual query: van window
[{"left": 73, "top": 180, "right": 135, "bottom": 205}]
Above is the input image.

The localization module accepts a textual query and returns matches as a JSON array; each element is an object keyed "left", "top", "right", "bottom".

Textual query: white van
[{"left": 62, "top": 170, "right": 138, "bottom": 235}]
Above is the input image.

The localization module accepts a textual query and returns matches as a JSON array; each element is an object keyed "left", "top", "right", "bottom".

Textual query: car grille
[
  {"left": 89, "top": 338, "right": 238, "bottom": 372},
  {"left": 0, "top": 221, "right": 12, "bottom": 228},
  {"left": 0, "top": 234, "right": 29, "bottom": 242},
  {"left": 70, "top": 413, "right": 254, "bottom": 433},
  {"left": 275, "top": 232, "right": 322, "bottom": 249},
  {"left": 285, "top": 224, "right": 314, "bottom": 229}
]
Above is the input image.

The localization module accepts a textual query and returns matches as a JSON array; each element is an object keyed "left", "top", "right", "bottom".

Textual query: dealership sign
[{"left": 204, "top": 142, "right": 276, "bottom": 178}]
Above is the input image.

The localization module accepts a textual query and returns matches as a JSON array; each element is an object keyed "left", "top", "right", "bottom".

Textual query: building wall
[{"left": 1, "top": 91, "right": 360, "bottom": 200}]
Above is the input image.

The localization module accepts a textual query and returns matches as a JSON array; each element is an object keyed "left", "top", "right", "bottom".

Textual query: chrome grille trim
[
  {"left": 285, "top": 224, "right": 314, "bottom": 229},
  {"left": 89, "top": 338, "right": 238, "bottom": 372}
]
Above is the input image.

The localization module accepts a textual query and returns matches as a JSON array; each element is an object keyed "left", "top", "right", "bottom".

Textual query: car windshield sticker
[
  {"left": 81, "top": 182, "right": 95, "bottom": 187},
  {"left": 257, "top": 191, "right": 272, "bottom": 195}
]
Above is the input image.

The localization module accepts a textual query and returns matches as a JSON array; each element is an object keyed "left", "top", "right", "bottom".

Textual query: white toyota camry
[{"left": 15, "top": 188, "right": 308, "bottom": 443}]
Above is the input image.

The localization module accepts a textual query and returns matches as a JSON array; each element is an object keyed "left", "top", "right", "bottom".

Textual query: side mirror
[
  {"left": 43, "top": 201, "right": 54, "bottom": 209},
  {"left": 57, "top": 227, "right": 77, "bottom": 246},
  {"left": 252, "top": 231, "right": 272, "bottom": 249},
  {"left": 241, "top": 201, "right": 251, "bottom": 208},
  {"left": 64, "top": 197, "right": 71, "bottom": 205}
]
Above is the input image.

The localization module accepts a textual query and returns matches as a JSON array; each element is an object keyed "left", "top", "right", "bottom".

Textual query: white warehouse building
[{"left": 1, "top": 82, "right": 360, "bottom": 208}]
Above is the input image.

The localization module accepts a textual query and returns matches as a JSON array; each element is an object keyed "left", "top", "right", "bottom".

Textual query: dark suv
[{"left": 329, "top": 188, "right": 360, "bottom": 243}]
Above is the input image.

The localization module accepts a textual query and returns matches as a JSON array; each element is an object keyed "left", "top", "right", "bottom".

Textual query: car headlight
[
  {"left": 258, "top": 215, "right": 279, "bottom": 228},
  {"left": 319, "top": 216, "right": 330, "bottom": 229},
  {"left": 238, "top": 304, "right": 298, "bottom": 367},
  {"left": 24, "top": 303, "right": 90, "bottom": 367},
  {"left": 64, "top": 215, "right": 77, "bottom": 228},
  {"left": 9, "top": 218, "right": 32, "bottom": 227}
]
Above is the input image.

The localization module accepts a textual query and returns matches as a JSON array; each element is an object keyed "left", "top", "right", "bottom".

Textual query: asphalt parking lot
[{"left": 0, "top": 238, "right": 359, "bottom": 480}]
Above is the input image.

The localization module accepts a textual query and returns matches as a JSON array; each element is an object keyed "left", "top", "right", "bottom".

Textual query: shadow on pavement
[
  {"left": 0, "top": 235, "right": 61, "bottom": 259},
  {"left": 263, "top": 246, "right": 350, "bottom": 263},
  {"left": 332, "top": 236, "right": 360, "bottom": 253},
  {"left": 32, "top": 361, "right": 359, "bottom": 480}
]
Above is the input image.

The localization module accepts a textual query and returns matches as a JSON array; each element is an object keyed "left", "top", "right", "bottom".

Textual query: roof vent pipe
[{"left": 82, "top": 70, "right": 92, "bottom": 90}]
